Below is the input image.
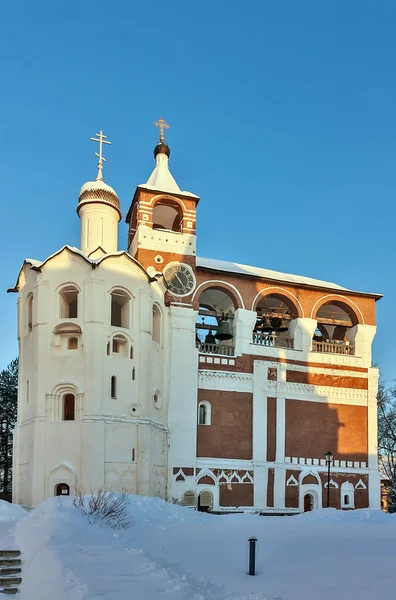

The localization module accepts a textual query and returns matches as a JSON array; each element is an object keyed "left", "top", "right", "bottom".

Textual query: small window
[
  {"left": 55, "top": 483, "right": 70, "bottom": 496},
  {"left": 111, "top": 376, "right": 117, "bottom": 399},
  {"left": 68, "top": 337, "right": 78, "bottom": 350},
  {"left": 112, "top": 335, "right": 127, "bottom": 356},
  {"left": 152, "top": 304, "right": 161, "bottom": 344},
  {"left": 132, "top": 448, "right": 135, "bottom": 462},
  {"left": 344, "top": 494, "right": 349, "bottom": 506},
  {"left": 60, "top": 286, "right": 78, "bottom": 318},
  {"left": 26, "top": 380, "right": 30, "bottom": 403},
  {"left": 107, "top": 342, "right": 110, "bottom": 355},
  {"left": 341, "top": 482, "right": 355, "bottom": 508},
  {"left": 63, "top": 394, "right": 75, "bottom": 421},
  {"left": 130, "top": 346, "right": 134, "bottom": 359},
  {"left": 198, "top": 401, "right": 211, "bottom": 425},
  {"left": 132, "top": 367, "right": 135, "bottom": 381},
  {"left": 111, "top": 290, "right": 130, "bottom": 328},
  {"left": 27, "top": 294, "right": 33, "bottom": 332}
]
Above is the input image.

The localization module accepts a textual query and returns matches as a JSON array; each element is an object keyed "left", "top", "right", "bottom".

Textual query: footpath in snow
[{"left": 1, "top": 495, "right": 396, "bottom": 600}]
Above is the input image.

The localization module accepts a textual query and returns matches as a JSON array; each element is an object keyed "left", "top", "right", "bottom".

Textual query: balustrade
[
  {"left": 196, "top": 342, "right": 235, "bottom": 356},
  {"left": 252, "top": 332, "right": 294, "bottom": 349},
  {"left": 312, "top": 340, "right": 354, "bottom": 355}
]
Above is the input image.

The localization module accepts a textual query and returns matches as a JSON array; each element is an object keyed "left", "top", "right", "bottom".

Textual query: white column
[
  {"left": 253, "top": 361, "right": 268, "bottom": 507},
  {"left": 289, "top": 317, "right": 317, "bottom": 356},
  {"left": 368, "top": 367, "right": 380, "bottom": 508},
  {"left": 79, "top": 203, "right": 119, "bottom": 255},
  {"left": 233, "top": 308, "right": 257, "bottom": 356}
]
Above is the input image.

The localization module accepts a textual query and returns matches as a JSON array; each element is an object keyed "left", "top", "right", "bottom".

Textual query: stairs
[{"left": 0, "top": 551, "right": 22, "bottom": 595}]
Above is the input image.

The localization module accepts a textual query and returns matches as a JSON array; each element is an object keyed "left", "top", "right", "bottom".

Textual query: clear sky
[{"left": 1, "top": 1, "right": 395, "bottom": 381}]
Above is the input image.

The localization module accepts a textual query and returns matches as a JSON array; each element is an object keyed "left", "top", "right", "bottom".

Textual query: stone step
[
  {"left": 0, "top": 569, "right": 21, "bottom": 577},
  {"left": 0, "top": 561, "right": 21, "bottom": 568},
  {"left": 0, "top": 589, "right": 19, "bottom": 595},
  {"left": 0, "top": 553, "right": 19, "bottom": 559},
  {"left": 0, "top": 578, "right": 22, "bottom": 587}
]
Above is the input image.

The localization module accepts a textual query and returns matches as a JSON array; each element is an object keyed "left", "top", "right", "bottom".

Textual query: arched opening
[
  {"left": 313, "top": 301, "right": 358, "bottom": 355},
  {"left": 198, "top": 401, "right": 211, "bottom": 425},
  {"left": 304, "top": 493, "right": 314, "bottom": 512},
  {"left": 27, "top": 294, "right": 33, "bottom": 332},
  {"left": 59, "top": 286, "right": 79, "bottom": 319},
  {"left": 130, "top": 346, "right": 134, "bottom": 359},
  {"left": 152, "top": 200, "right": 183, "bottom": 232},
  {"left": 111, "top": 290, "right": 131, "bottom": 328},
  {"left": 63, "top": 394, "right": 75, "bottom": 421},
  {"left": 55, "top": 483, "right": 70, "bottom": 496},
  {"left": 254, "top": 294, "right": 297, "bottom": 349},
  {"left": 111, "top": 376, "right": 117, "bottom": 399},
  {"left": 183, "top": 490, "right": 197, "bottom": 508},
  {"left": 197, "top": 490, "right": 213, "bottom": 512},
  {"left": 112, "top": 335, "right": 128, "bottom": 357},
  {"left": 341, "top": 482, "right": 355, "bottom": 508},
  {"left": 195, "top": 288, "right": 236, "bottom": 356},
  {"left": 132, "top": 367, "right": 136, "bottom": 381},
  {"left": 152, "top": 304, "right": 161, "bottom": 344},
  {"left": 67, "top": 337, "right": 78, "bottom": 350}
]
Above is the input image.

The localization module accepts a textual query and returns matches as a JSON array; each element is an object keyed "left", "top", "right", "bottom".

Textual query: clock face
[{"left": 163, "top": 263, "right": 195, "bottom": 296}]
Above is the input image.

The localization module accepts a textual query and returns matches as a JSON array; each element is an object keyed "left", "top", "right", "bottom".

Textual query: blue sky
[{"left": 1, "top": 1, "right": 395, "bottom": 381}]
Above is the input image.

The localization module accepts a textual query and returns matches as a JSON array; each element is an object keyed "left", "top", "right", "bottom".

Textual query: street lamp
[{"left": 324, "top": 450, "right": 334, "bottom": 508}]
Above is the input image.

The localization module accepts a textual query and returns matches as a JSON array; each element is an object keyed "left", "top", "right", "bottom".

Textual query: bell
[
  {"left": 261, "top": 316, "right": 273, "bottom": 333},
  {"left": 215, "top": 319, "right": 233, "bottom": 341},
  {"left": 205, "top": 330, "right": 217, "bottom": 344},
  {"left": 277, "top": 318, "right": 289, "bottom": 333}
]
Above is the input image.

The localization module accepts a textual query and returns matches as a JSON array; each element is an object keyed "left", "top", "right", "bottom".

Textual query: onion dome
[
  {"left": 154, "top": 142, "right": 170, "bottom": 158},
  {"left": 77, "top": 179, "right": 122, "bottom": 222}
]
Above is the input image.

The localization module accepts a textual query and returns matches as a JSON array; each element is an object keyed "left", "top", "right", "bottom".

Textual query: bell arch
[
  {"left": 311, "top": 295, "right": 363, "bottom": 325},
  {"left": 311, "top": 296, "right": 361, "bottom": 355},
  {"left": 194, "top": 286, "right": 239, "bottom": 352},
  {"left": 192, "top": 281, "right": 244, "bottom": 310},
  {"left": 152, "top": 199, "right": 184, "bottom": 232},
  {"left": 252, "top": 287, "right": 303, "bottom": 317},
  {"left": 253, "top": 289, "right": 301, "bottom": 347}
]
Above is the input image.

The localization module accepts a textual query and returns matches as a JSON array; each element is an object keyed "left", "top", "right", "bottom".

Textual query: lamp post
[{"left": 324, "top": 450, "right": 334, "bottom": 508}]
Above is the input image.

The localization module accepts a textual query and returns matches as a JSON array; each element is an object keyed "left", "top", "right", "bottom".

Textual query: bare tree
[
  {"left": 378, "top": 380, "right": 396, "bottom": 512},
  {"left": 72, "top": 489, "right": 133, "bottom": 528}
]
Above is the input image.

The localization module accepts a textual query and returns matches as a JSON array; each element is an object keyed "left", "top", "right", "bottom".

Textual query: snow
[
  {"left": 0, "top": 499, "right": 26, "bottom": 521},
  {"left": 197, "top": 256, "right": 382, "bottom": 297},
  {"left": 141, "top": 152, "right": 199, "bottom": 198},
  {"left": 2, "top": 495, "right": 396, "bottom": 600},
  {"left": 79, "top": 179, "right": 119, "bottom": 198}
]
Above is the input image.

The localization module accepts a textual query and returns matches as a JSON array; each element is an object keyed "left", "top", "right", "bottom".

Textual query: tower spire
[{"left": 90, "top": 130, "right": 111, "bottom": 181}]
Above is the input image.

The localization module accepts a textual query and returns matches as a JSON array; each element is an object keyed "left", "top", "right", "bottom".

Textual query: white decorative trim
[
  {"left": 198, "top": 370, "right": 253, "bottom": 393},
  {"left": 286, "top": 475, "right": 298, "bottom": 486},
  {"left": 355, "top": 478, "right": 367, "bottom": 490},
  {"left": 310, "top": 294, "right": 365, "bottom": 325},
  {"left": 251, "top": 286, "right": 305, "bottom": 317},
  {"left": 324, "top": 479, "right": 339, "bottom": 489},
  {"left": 191, "top": 279, "right": 245, "bottom": 309},
  {"left": 267, "top": 380, "right": 367, "bottom": 404}
]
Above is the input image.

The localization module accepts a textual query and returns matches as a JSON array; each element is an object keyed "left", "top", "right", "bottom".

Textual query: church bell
[
  {"left": 277, "top": 318, "right": 289, "bottom": 333},
  {"left": 205, "top": 330, "right": 217, "bottom": 344},
  {"left": 215, "top": 318, "right": 233, "bottom": 341},
  {"left": 261, "top": 315, "right": 273, "bottom": 333}
]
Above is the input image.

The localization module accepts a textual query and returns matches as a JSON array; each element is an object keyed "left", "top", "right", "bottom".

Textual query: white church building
[{"left": 11, "top": 123, "right": 381, "bottom": 512}]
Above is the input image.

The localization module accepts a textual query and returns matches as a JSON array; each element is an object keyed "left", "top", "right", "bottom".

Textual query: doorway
[
  {"left": 55, "top": 483, "right": 70, "bottom": 496},
  {"left": 304, "top": 493, "right": 314, "bottom": 512},
  {"left": 197, "top": 490, "right": 213, "bottom": 512}
]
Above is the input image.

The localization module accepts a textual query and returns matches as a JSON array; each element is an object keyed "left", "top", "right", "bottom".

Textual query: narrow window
[
  {"left": 68, "top": 337, "right": 78, "bottom": 350},
  {"left": 152, "top": 304, "right": 161, "bottom": 344},
  {"left": 132, "top": 367, "right": 135, "bottom": 381},
  {"left": 112, "top": 338, "right": 120, "bottom": 353},
  {"left": 344, "top": 495, "right": 349, "bottom": 506},
  {"left": 111, "top": 291, "right": 130, "bottom": 328},
  {"left": 26, "top": 380, "right": 29, "bottom": 403},
  {"left": 111, "top": 376, "right": 117, "bottom": 399},
  {"left": 27, "top": 294, "right": 33, "bottom": 332},
  {"left": 132, "top": 448, "right": 135, "bottom": 461},
  {"left": 63, "top": 394, "right": 75, "bottom": 421},
  {"left": 107, "top": 341, "right": 110, "bottom": 355},
  {"left": 198, "top": 404, "right": 207, "bottom": 425},
  {"left": 60, "top": 286, "right": 78, "bottom": 318},
  {"left": 130, "top": 346, "right": 134, "bottom": 359}
]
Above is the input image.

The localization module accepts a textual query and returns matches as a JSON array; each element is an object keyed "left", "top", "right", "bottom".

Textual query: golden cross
[
  {"left": 91, "top": 130, "right": 111, "bottom": 180},
  {"left": 155, "top": 117, "right": 169, "bottom": 143}
]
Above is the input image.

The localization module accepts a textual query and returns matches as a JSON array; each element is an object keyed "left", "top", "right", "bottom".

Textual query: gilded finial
[
  {"left": 90, "top": 130, "right": 111, "bottom": 181},
  {"left": 155, "top": 117, "right": 169, "bottom": 144}
]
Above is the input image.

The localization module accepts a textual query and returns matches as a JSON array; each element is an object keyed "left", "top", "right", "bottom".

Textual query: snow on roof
[
  {"left": 140, "top": 153, "right": 198, "bottom": 198},
  {"left": 196, "top": 256, "right": 381, "bottom": 296},
  {"left": 79, "top": 179, "right": 118, "bottom": 198}
]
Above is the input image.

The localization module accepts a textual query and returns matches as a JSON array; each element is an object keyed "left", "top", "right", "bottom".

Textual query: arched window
[
  {"left": 63, "top": 394, "right": 75, "bottom": 421},
  {"left": 130, "top": 346, "right": 134, "bottom": 359},
  {"left": 183, "top": 490, "right": 197, "bottom": 507},
  {"left": 198, "top": 490, "right": 213, "bottom": 512},
  {"left": 112, "top": 335, "right": 128, "bottom": 357},
  {"left": 68, "top": 337, "right": 78, "bottom": 350},
  {"left": 107, "top": 341, "right": 110, "bottom": 355},
  {"left": 313, "top": 301, "right": 358, "bottom": 355},
  {"left": 195, "top": 288, "right": 236, "bottom": 355},
  {"left": 152, "top": 304, "right": 161, "bottom": 344},
  {"left": 59, "top": 286, "right": 79, "bottom": 318},
  {"left": 55, "top": 483, "right": 70, "bottom": 496},
  {"left": 152, "top": 200, "right": 183, "bottom": 232},
  {"left": 27, "top": 294, "right": 33, "bottom": 332},
  {"left": 132, "top": 367, "right": 136, "bottom": 381},
  {"left": 341, "top": 482, "right": 355, "bottom": 508},
  {"left": 253, "top": 294, "right": 297, "bottom": 349},
  {"left": 111, "top": 376, "right": 117, "bottom": 399},
  {"left": 132, "top": 448, "right": 135, "bottom": 462},
  {"left": 111, "top": 290, "right": 130, "bottom": 328},
  {"left": 198, "top": 401, "right": 211, "bottom": 425}
]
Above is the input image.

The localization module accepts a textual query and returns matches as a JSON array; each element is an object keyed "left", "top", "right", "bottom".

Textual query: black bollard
[{"left": 248, "top": 537, "right": 257, "bottom": 576}]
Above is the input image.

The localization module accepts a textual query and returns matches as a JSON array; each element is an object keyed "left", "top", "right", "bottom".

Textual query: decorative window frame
[
  {"left": 46, "top": 383, "right": 83, "bottom": 421},
  {"left": 341, "top": 481, "right": 355, "bottom": 508},
  {"left": 198, "top": 401, "right": 211, "bottom": 425}
]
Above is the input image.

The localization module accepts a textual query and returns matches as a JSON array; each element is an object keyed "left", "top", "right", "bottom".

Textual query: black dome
[{"left": 154, "top": 142, "right": 170, "bottom": 158}]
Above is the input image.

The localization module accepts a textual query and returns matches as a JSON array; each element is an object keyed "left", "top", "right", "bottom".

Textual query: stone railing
[
  {"left": 252, "top": 332, "right": 294, "bottom": 349},
  {"left": 312, "top": 340, "right": 354, "bottom": 355},
  {"left": 196, "top": 342, "right": 235, "bottom": 356}
]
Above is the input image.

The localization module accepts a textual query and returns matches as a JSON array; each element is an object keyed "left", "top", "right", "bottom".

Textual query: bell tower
[{"left": 125, "top": 118, "right": 199, "bottom": 272}]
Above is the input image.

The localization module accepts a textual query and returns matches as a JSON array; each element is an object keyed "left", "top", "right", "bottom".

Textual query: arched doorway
[
  {"left": 55, "top": 483, "right": 70, "bottom": 496},
  {"left": 197, "top": 490, "right": 213, "bottom": 512},
  {"left": 304, "top": 493, "right": 314, "bottom": 512}
]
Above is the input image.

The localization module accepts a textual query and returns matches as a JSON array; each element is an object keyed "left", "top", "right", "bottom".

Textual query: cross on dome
[
  {"left": 90, "top": 130, "right": 111, "bottom": 181},
  {"left": 155, "top": 117, "right": 169, "bottom": 143}
]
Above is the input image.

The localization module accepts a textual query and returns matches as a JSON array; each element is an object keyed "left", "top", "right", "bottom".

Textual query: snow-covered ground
[{"left": 1, "top": 496, "right": 396, "bottom": 600}]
